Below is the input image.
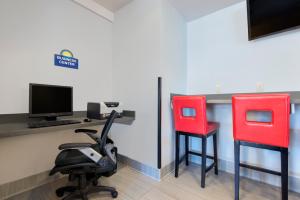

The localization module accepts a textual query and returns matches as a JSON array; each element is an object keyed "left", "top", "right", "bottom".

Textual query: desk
[
  {"left": 0, "top": 110, "right": 135, "bottom": 138},
  {"left": 0, "top": 110, "right": 135, "bottom": 197},
  {"left": 172, "top": 91, "right": 300, "bottom": 104}
]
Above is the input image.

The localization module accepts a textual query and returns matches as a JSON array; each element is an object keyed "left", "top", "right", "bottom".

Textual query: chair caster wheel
[
  {"left": 56, "top": 190, "right": 64, "bottom": 197},
  {"left": 111, "top": 191, "right": 118, "bottom": 198}
]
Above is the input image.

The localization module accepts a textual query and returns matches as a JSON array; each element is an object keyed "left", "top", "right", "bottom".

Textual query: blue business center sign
[{"left": 54, "top": 49, "right": 79, "bottom": 69}]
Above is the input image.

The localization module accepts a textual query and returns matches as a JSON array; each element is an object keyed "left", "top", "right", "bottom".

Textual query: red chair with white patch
[
  {"left": 172, "top": 96, "right": 219, "bottom": 188},
  {"left": 232, "top": 94, "right": 290, "bottom": 200}
]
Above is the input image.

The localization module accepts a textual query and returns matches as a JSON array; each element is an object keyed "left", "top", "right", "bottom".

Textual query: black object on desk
[
  {"left": 87, "top": 102, "right": 101, "bottom": 120},
  {"left": 84, "top": 118, "right": 92, "bottom": 123},
  {"left": 28, "top": 119, "right": 81, "bottom": 128},
  {"left": 87, "top": 102, "right": 124, "bottom": 120}
]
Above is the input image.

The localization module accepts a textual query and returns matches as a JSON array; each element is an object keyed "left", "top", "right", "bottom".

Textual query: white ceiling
[
  {"left": 94, "top": 0, "right": 244, "bottom": 21},
  {"left": 93, "top": 0, "right": 133, "bottom": 12},
  {"left": 169, "top": 0, "right": 244, "bottom": 21}
]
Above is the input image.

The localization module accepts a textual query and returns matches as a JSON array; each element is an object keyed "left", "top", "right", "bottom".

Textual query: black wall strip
[{"left": 157, "top": 77, "right": 162, "bottom": 169}]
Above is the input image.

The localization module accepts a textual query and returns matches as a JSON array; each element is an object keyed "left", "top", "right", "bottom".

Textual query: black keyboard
[{"left": 28, "top": 120, "right": 81, "bottom": 128}]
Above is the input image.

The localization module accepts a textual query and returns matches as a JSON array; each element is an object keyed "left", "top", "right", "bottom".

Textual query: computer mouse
[{"left": 84, "top": 118, "right": 92, "bottom": 123}]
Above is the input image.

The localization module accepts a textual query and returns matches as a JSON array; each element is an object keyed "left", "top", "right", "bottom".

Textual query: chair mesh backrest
[
  {"left": 232, "top": 94, "right": 290, "bottom": 148},
  {"left": 99, "top": 110, "right": 118, "bottom": 150},
  {"left": 172, "top": 96, "right": 208, "bottom": 134}
]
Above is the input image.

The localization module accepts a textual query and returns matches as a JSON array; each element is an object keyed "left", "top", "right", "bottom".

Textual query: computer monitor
[{"left": 29, "top": 83, "right": 73, "bottom": 120}]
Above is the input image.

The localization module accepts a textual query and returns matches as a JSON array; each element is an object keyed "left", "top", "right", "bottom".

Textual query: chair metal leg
[
  {"left": 175, "top": 131, "right": 180, "bottom": 178},
  {"left": 281, "top": 148, "right": 289, "bottom": 200},
  {"left": 81, "top": 193, "right": 88, "bottom": 200},
  {"left": 185, "top": 135, "right": 189, "bottom": 166},
  {"left": 56, "top": 186, "right": 78, "bottom": 197},
  {"left": 201, "top": 136, "right": 207, "bottom": 188},
  {"left": 91, "top": 186, "right": 117, "bottom": 193},
  {"left": 213, "top": 132, "right": 219, "bottom": 175},
  {"left": 234, "top": 141, "right": 240, "bottom": 200},
  {"left": 62, "top": 192, "right": 80, "bottom": 200}
]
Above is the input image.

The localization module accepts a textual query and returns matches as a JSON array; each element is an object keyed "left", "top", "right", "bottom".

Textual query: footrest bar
[
  {"left": 239, "top": 163, "right": 281, "bottom": 176},
  {"left": 188, "top": 151, "right": 214, "bottom": 160},
  {"left": 205, "top": 163, "right": 215, "bottom": 173},
  {"left": 179, "top": 155, "right": 185, "bottom": 165}
]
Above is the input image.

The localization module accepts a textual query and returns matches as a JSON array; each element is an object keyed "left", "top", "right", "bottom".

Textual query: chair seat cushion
[
  {"left": 188, "top": 122, "right": 219, "bottom": 135},
  {"left": 55, "top": 144, "right": 100, "bottom": 167},
  {"left": 206, "top": 122, "right": 219, "bottom": 134},
  {"left": 54, "top": 137, "right": 115, "bottom": 167}
]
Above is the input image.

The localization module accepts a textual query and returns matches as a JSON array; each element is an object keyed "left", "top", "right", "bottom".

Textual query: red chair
[
  {"left": 232, "top": 94, "right": 290, "bottom": 200},
  {"left": 172, "top": 96, "right": 219, "bottom": 188}
]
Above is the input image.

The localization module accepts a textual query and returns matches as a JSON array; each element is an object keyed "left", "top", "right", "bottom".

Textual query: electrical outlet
[
  {"left": 216, "top": 84, "right": 221, "bottom": 94},
  {"left": 256, "top": 82, "right": 264, "bottom": 92}
]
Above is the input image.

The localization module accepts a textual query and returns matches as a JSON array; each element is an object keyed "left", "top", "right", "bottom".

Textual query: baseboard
[{"left": 117, "top": 154, "right": 161, "bottom": 181}]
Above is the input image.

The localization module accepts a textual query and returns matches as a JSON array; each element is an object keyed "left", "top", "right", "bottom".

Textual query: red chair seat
[
  {"left": 185, "top": 122, "right": 219, "bottom": 135},
  {"left": 206, "top": 122, "right": 219, "bottom": 135}
]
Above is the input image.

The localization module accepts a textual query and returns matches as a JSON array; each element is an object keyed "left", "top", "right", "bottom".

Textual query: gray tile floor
[{"left": 5, "top": 164, "right": 300, "bottom": 200}]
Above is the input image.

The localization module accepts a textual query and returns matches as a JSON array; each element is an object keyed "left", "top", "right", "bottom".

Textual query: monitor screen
[
  {"left": 247, "top": 0, "right": 300, "bottom": 40},
  {"left": 29, "top": 84, "right": 73, "bottom": 117}
]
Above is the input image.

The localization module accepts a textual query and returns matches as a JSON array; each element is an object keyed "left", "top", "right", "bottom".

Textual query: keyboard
[{"left": 28, "top": 120, "right": 81, "bottom": 128}]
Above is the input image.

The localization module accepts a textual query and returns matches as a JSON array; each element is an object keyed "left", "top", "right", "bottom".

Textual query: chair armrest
[
  {"left": 59, "top": 143, "right": 93, "bottom": 150},
  {"left": 75, "top": 129, "right": 99, "bottom": 143},
  {"left": 75, "top": 129, "right": 98, "bottom": 134}
]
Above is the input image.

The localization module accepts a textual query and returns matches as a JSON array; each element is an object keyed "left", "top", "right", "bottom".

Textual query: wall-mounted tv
[{"left": 247, "top": 0, "right": 300, "bottom": 40}]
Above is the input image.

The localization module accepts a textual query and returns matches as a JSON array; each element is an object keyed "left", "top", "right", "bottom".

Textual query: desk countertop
[
  {"left": 0, "top": 111, "right": 135, "bottom": 138},
  {"left": 172, "top": 91, "right": 300, "bottom": 104}
]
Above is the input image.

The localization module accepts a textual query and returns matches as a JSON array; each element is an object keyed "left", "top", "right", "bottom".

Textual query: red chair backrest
[
  {"left": 232, "top": 94, "right": 290, "bottom": 148},
  {"left": 172, "top": 96, "right": 208, "bottom": 134}
]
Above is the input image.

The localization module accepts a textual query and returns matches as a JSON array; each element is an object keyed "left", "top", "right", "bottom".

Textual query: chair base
[
  {"left": 56, "top": 174, "right": 118, "bottom": 200},
  {"left": 175, "top": 130, "right": 219, "bottom": 188},
  {"left": 57, "top": 185, "right": 118, "bottom": 200},
  {"left": 234, "top": 141, "right": 288, "bottom": 200}
]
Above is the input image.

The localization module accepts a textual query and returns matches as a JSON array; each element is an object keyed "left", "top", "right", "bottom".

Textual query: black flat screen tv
[
  {"left": 29, "top": 83, "right": 73, "bottom": 119},
  {"left": 247, "top": 0, "right": 300, "bottom": 40}
]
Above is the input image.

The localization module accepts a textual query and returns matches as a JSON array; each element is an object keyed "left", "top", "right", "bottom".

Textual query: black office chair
[{"left": 50, "top": 110, "right": 119, "bottom": 200}]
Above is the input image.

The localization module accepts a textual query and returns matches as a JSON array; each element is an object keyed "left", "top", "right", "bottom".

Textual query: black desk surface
[{"left": 0, "top": 111, "right": 135, "bottom": 138}]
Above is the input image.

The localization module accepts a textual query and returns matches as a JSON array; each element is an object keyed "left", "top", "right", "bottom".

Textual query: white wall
[
  {"left": 0, "top": 0, "right": 112, "bottom": 184},
  {"left": 0, "top": 0, "right": 187, "bottom": 183},
  {"left": 188, "top": 1, "right": 300, "bottom": 95},
  {"left": 111, "top": 0, "right": 162, "bottom": 168},
  {"left": 160, "top": 0, "right": 187, "bottom": 168},
  {"left": 0, "top": 0, "right": 113, "bottom": 114},
  {"left": 111, "top": 0, "right": 187, "bottom": 168},
  {"left": 187, "top": 1, "right": 300, "bottom": 191}
]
